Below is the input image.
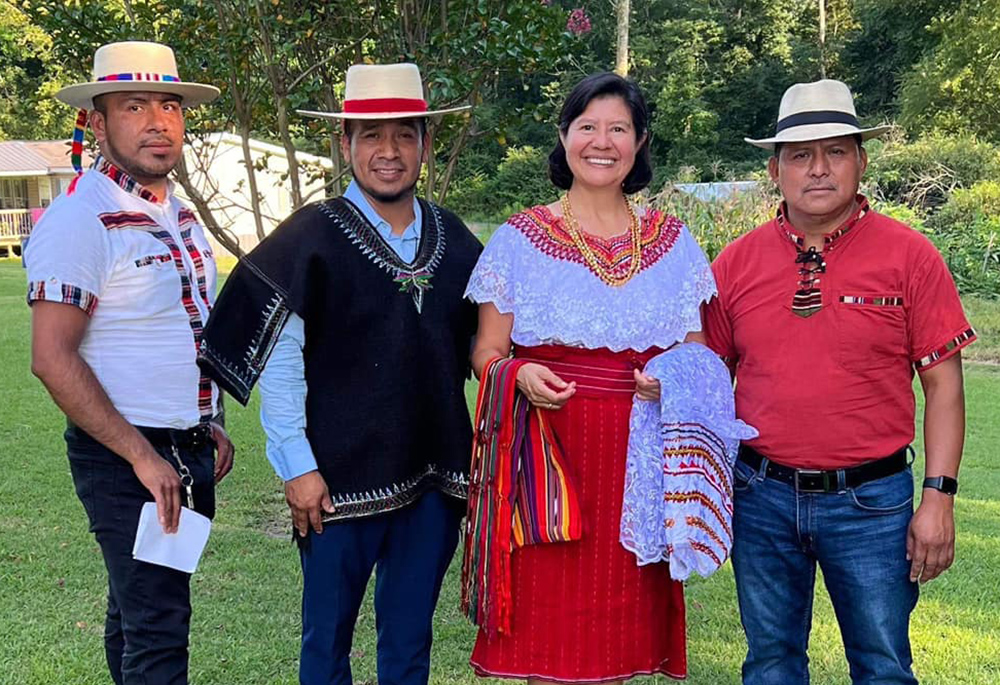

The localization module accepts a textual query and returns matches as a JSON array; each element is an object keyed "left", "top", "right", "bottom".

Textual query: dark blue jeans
[
  {"left": 731, "top": 457, "right": 919, "bottom": 685},
  {"left": 65, "top": 424, "right": 216, "bottom": 685},
  {"left": 298, "top": 489, "right": 463, "bottom": 685}
]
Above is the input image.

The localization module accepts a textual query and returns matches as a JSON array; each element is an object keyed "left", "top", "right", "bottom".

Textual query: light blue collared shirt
[{"left": 258, "top": 181, "right": 422, "bottom": 481}]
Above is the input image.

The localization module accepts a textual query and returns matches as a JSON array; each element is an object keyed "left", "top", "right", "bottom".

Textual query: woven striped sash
[{"left": 460, "top": 357, "right": 583, "bottom": 635}]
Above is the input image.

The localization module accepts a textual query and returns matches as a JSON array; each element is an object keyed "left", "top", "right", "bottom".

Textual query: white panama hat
[
  {"left": 55, "top": 41, "right": 220, "bottom": 111},
  {"left": 298, "top": 63, "right": 470, "bottom": 121},
  {"left": 745, "top": 79, "right": 891, "bottom": 150}
]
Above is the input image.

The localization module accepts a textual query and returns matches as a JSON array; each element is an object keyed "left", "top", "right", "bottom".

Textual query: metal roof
[{"left": 0, "top": 140, "right": 93, "bottom": 176}]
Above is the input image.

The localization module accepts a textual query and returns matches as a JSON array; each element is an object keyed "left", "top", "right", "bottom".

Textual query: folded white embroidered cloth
[{"left": 621, "top": 343, "right": 757, "bottom": 580}]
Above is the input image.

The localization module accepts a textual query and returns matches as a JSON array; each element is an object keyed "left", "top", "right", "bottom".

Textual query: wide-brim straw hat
[
  {"left": 298, "top": 63, "right": 470, "bottom": 121},
  {"left": 55, "top": 41, "right": 220, "bottom": 111},
  {"left": 745, "top": 79, "right": 891, "bottom": 150}
]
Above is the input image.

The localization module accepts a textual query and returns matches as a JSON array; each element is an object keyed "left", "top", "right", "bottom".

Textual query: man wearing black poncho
[{"left": 198, "top": 63, "right": 481, "bottom": 685}]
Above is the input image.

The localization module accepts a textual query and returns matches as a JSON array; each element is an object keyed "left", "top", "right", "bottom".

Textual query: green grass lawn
[{"left": 1, "top": 258, "right": 998, "bottom": 684}]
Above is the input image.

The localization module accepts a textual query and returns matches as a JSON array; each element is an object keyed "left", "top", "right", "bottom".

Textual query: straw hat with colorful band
[
  {"left": 56, "top": 41, "right": 219, "bottom": 110},
  {"left": 55, "top": 41, "right": 220, "bottom": 174},
  {"left": 745, "top": 79, "right": 891, "bottom": 150},
  {"left": 298, "top": 63, "right": 470, "bottom": 121}
]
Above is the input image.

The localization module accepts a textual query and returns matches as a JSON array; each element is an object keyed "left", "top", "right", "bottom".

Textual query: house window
[
  {"left": 0, "top": 178, "right": 29, "bottom": 210},
  {"left": 39, "top": 178, "right": 53, "bottom": 208}
]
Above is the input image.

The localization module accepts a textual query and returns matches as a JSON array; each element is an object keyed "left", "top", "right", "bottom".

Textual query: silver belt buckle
[{"left": 795, "top": 469, "right": 831, "bottom": 493}]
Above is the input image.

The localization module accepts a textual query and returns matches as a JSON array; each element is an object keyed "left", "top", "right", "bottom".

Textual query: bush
[
  {"left": 650, "top": 183, "right": 779, "bottom": 261},
  {"left": 923, "top": 181, "right": 1000, "bottom": 297},
  {"left": 876, "top": 202, "right": 928, "bottom": 233},
  {"left": 865, "top": 132, "right": 1000, "bottom": 209},
  {"left": 447, "top": 145, "right": 557, "bottom": 222}
]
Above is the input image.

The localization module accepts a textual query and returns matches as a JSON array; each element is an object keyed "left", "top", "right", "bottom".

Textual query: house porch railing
[{"left": 0, "top": 209, "right": 33, "bottom": 239}]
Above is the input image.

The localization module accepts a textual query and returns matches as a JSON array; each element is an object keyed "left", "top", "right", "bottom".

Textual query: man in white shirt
[{"left": 25, "top": 41, "right": 233, "bottom": 685}]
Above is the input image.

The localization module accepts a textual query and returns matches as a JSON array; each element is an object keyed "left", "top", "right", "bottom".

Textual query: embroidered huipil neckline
[
  {"left": 92, "top": 154, "right": 168, "bottom": 205},
  {"left": 776, "top": 194, "right": 870, "bottom": 318}
]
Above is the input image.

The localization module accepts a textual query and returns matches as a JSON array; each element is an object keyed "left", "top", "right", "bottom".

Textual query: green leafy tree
[
  {"left": 841, "top": 0, "right": 953, "bottom": 115},
  {"left": 14, "top": 0, "right": 572, "bottom": 251},
  {"left": 0, "top": 3, "right": 66, "bottom": 140},
  {"left": 898, "top": 0, "right": 1000, "bottom": 142}
]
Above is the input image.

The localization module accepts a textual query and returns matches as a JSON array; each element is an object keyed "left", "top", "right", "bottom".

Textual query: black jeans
[{"left": 65, "top": 424, "right": 215, "bottom": 685}]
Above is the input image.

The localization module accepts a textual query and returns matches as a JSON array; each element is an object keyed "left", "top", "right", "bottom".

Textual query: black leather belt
[
  {"left": 738, "top": 445, "right": 910, "bottom": 493},
  {"left": 137, "top": 424, "right": 214, "bottom": 450}
]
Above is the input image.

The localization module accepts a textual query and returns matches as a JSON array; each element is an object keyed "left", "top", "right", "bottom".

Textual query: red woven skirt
[{"left": 470, "top": 344, "right": 687, "bottom": 682}]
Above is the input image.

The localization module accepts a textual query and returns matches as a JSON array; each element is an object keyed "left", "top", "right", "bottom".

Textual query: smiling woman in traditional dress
[{"left": 463, "top": 72, "right": 717, "bottom": 684}]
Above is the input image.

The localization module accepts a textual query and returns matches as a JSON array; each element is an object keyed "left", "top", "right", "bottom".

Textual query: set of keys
[{"left": 170, "top": 445, "right": 196, "bottom": 510}]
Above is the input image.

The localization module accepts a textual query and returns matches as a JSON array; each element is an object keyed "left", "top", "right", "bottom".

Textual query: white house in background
[
  {"left": 0, "top": 133, "right": 333, "bottom": 258},
  {"left": 0, "top": 140, "right": 94, "bottom": 256},
  {"left": 181, "top": 132, "right": 334, "bottom": 256}
]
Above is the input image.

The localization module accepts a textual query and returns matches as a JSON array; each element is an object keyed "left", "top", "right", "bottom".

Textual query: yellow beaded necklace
[{"left": 559, "top": 192, "right": 642, "bottom": 287}]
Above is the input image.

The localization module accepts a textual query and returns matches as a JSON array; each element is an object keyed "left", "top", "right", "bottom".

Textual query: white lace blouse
[{"left": 464, "top": 204, "right": 717, "bottom": 351}]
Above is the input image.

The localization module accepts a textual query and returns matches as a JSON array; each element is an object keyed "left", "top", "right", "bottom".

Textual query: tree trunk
[
  {"left": 173, "top": 153, "right": 244, "bottom": 258},
  {"left": 212, "top": 0, "right": 266, "bottom": 240},
  {"left": 437, "top": 115, "right": 474, "bottom": 204},
  {"left": 615, "top": 0, "right": 630, "bottom": 77},
  {"left": 425, "top": 119, "right": 437, "bottom": 202},
  {"left": 818, "top": 0, "right": 827, "bottom": 79},
  {"left": 238, "top": 124, "right": 268, "bottom": 241},
  {"left": 255, "top": 0, "right": 303, "bottom": 209},
  {"left": 323, "top": 89, "right": 345, "bottom": 198}
]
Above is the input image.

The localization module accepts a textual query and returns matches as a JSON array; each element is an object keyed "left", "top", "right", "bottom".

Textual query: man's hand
[
  {"left": 906, "top": 490, "right": 956, "bottom": 583},
  {"left": 285, "top": 470, "right": 336, "bottom": 537},
  {"left": 132, "top": 452, "right": 183, "bottom": 533},
  {"left": 209, "top": 421, "right": 235, "bottom": 483}
]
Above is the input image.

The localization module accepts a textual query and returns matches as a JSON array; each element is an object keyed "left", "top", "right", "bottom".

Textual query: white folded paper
[{"left": 132, "top": 502, "right": 212, "bottom": 574}]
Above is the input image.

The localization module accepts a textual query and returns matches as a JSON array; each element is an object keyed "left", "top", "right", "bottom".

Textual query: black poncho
[{"left": 198, "top": 197, "right": 482, "bottom": 521}]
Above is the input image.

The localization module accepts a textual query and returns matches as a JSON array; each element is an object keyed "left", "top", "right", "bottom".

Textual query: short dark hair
[
  {"left": 548, "top": 72, "right": 652, "bottom": 195},
  {"left": 773, "top": 134, "right": 863, "bottom": 159},
  {"left": 342, "top": 117, "right": 427, "bottom": 141},
  {"left": 92, "top": 94, "right": 108, "bottom": 116}
]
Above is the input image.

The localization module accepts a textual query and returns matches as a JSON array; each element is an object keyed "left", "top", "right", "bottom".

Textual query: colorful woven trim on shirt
[
  {"left": 93, "top": 155, "right": 161, "bottom": 204},
  {"left": 99, "top": 210, "right": 160, "bottom": 230},
  {"left": 840, "top": 295, "right": 904, "bottom": 306},
  {"left": 149, "top": 228, "right": 214, "bottom": 420},
  {"left": 461, "top": 357, "right": 583, "bottom": 636},
  {"left": 777, "top": 197, "right": 871, "bottom": 319},
  {"left": 914, "top": 328, "right": 976, "bottom": 369},
  {"left": 777, "top": 196, "right": 870, "bottom": 251},
  {"left": 26, "top": 281, "right": 98, "bottom": 316}
]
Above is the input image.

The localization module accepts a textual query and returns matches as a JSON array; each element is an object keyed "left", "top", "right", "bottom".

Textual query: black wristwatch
[{"left": 923, "top": 476, "right": 959, "bottom": 496}]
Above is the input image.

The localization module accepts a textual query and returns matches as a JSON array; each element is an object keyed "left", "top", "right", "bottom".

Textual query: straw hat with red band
[
  {"left": 298, "top": 63, "right": 470, "bottom": 121},
  {"left": 55, "top": 41, "right": 220, "bottom": 110}
]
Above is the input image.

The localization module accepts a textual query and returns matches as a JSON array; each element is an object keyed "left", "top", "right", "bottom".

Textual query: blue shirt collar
[{"left": 343, "top": 180, "right": 422, "bottom": 244}]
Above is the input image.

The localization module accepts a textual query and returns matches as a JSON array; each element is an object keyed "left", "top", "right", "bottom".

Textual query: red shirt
[{"left": 704, "top": 198, "right": 975, "bottom": 469}]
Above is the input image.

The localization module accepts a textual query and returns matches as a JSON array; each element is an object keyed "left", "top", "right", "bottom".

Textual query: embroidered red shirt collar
[{"left": 775, "top": 194, "right": 871, "bottom": 251}]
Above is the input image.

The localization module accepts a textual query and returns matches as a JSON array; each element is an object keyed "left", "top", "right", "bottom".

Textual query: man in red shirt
[{"left": 705, "top": 79, "right": 974, "bottom": 685}]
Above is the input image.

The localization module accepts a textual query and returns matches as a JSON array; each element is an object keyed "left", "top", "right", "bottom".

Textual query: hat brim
[
  {"left": 55, "top": 81, "right": 220, "bottom": 111},
  {"left": 745, "top": 123, "right": 893, "bottom": 150},
  {"left": 297, "top": 105, "right": 471, "bottom": 121}
]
